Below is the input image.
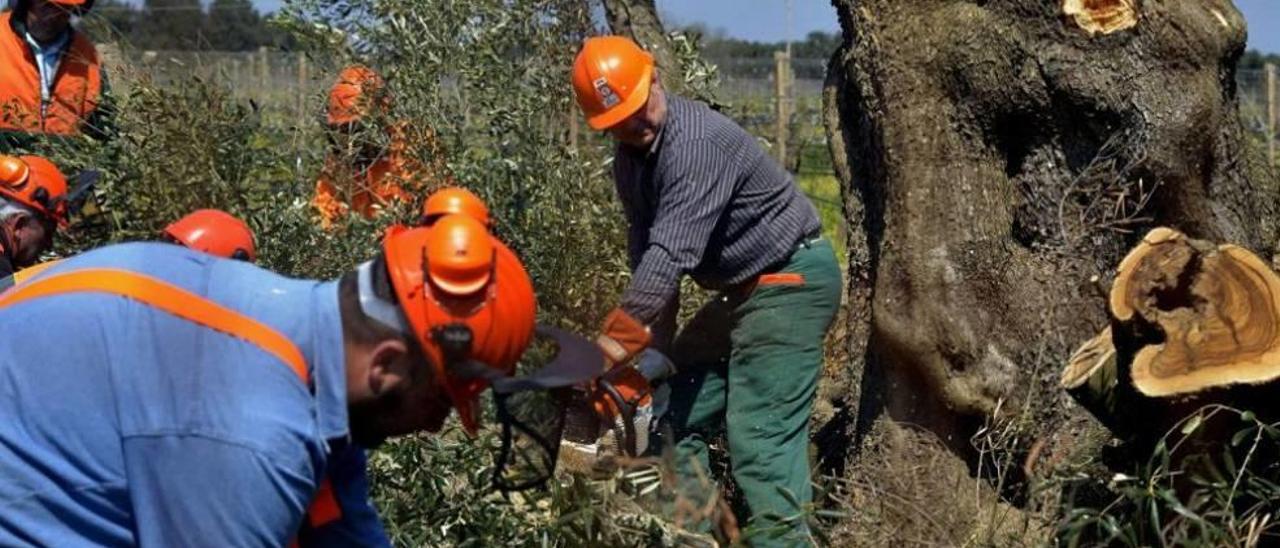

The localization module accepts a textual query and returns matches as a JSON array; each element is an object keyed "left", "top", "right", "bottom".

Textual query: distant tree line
[
  {"left": 690, "top": 28, "right": 840, "bottom": 61},
  {"left": 687, "top": 23, "right": 1277, "bottom": 79},
  {"left": 75, "top": 0, "right": 293, "bottom": 51},
  {"left": 1240, "top": 49, "right": 1280, "bottom": 71},
  {"left": 684, "top": 28, "right": 840, "bottom": 79}
]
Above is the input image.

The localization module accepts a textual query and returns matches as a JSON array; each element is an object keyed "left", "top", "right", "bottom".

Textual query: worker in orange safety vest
[{"left": 0, "top": 0, "right": 110, "bottom": 145}]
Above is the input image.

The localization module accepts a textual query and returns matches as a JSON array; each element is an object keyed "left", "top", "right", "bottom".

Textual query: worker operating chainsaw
[
  {"left": 0, "top": 189, "right": 611, "bottom": 545},
  {"left": 568, "top": 36, "right": 842, "bottom": 545}
]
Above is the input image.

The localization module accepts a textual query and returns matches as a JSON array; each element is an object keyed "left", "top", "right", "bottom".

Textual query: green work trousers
[{"left": 667, "top": 238, "right": 841, "bottom": 547}]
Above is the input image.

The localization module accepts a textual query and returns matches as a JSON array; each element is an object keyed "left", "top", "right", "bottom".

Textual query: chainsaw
[{"left": 561, "top": 349, "right": 676, "bottom": 461}]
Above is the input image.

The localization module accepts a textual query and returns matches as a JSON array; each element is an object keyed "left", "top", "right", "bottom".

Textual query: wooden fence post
[
  {"left": 1267, "top": 63, "right": 1276, "bottom": 167},
  {"left": 258, "top": 46, "right": 270, "bottom": 90},
  {"left": 298, "top": 54, "right": 309, "bottom": 123},
  {"left": 774, "top": 50, "right": 791, "bottom": 166},
  {"left": 230, "top": 58, "right": 242, "bottom": 98},
  {"left": 244, "top": 52, "right": 254, "bottom": 96}
]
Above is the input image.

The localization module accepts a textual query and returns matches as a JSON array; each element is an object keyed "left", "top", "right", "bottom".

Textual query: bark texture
[
  {"left": 600, "top": 0, "right": 683, "bottom": 94},
  {"left": 825, "top": 0, "right": 1278, "bottom": 448}
]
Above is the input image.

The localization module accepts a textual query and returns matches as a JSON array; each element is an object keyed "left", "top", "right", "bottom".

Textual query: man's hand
[
  {"left": 590, "top": 365, "right": 653, "bottom": 419},
  {"left": 596, "top": 307, "right": 651, "bottom": 368}
]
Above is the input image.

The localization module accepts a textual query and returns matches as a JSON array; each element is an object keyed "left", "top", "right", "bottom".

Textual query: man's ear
[
  {"left": 11, "top": 213, "right": 32, "bottom": 232},
  {"left": 367, "top": 337, "right": 412, "bottom": 397}
]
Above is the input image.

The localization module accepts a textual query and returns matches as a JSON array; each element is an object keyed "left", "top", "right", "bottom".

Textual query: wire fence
[
  {"left": 1238, "top": 68, "right": 1274, "bottom": 143},
  {"left": 102, "top": 48, "right": 1277, "bottom": 233},
  {"left": 105, "top": 49, "right": 1278, "bottom": 141}
]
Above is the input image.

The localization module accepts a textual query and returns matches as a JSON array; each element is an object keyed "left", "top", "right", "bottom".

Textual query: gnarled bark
[
  {"left": 825, "top": 0, "right": 1277, "bottom": 451},
  {"left": 600, "top": 0, "right": 683, "bottom": 95}
]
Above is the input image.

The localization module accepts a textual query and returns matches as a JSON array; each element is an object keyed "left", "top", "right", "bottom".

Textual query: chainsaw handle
[{"left": 598, "top": 378, "right": 639, "bottom": 457}]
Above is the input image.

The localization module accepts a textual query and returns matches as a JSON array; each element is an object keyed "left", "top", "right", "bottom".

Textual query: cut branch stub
[
  {"left": 1062, "top": 326, "right": 1116, "bottom": 391},
  {"left": 1062, "top": 0, "right": 1139, "bottom": 35},
  {"left": 1111, "top": 228, "right": 1280, "bottom": 397},
  {"left": 1061, "top": 327, "right": 1125, "bottom": 431}
]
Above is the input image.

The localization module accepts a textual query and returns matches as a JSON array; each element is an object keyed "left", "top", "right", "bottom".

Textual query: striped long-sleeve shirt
[{"left": 614, "top": 93, "right": 822, "bottom": 327}]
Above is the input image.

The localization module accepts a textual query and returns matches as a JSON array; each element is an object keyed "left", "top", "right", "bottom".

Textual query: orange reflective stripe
[
  {"left": 757, "top": 272, "right": 805, "bottom": 286},
  {"left": 306, "top": 478, "right": 343, "bottom": 528},
  {"left": 0, "top": 268, "right": 309, "bottom": 384}
]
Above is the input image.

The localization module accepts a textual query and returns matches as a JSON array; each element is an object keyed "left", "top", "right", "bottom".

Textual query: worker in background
[
  {"left": 570, "top": 36, "right": 841, "bottom": 545},
  {"left": 0, "top": 211, "right": 538, "bottom": 544},
  {"left": 161, "top": 208, "right": 257, "bottom": 262},
  {"left": 0, "top": 0, "right": 109, "bottom": 145},
  {"left": 1, "top": 207, "right": 256, "bottom": 291},
  {"left": 314, "top": 65, "right": 455, "bottom": 229},
  {"left": 419, "top": 186, "right": 489, "bottom": 227},
  {"left": 0, "top": 154, "right": 65, "bottom": 278},
  {"left": 0, "top": 205, "right": 393, "bottom": 546}
]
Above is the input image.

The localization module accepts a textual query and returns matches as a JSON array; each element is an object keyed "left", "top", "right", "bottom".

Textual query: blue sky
[{"left": 241, "top": 0, "right": 1276, "bottom": 52}]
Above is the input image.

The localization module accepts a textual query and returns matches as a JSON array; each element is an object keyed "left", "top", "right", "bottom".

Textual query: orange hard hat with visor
[
  {"left": 0, "top": 155, "right": 70, "bottom": 228},
  {"left": 420, "top": 187, "right": 491, "bottom": 228},
  {"left": 163, "top": 209, "right": 257, "bottom": 262},
  {"left": 379, "top": 215, "right": 536, "bottom": 434},
  {"left": 327, "top": 65, "right": 388, "bottom": 127},
  {"left": 571, "top": 36, "right": 655, "bottom": 131}
]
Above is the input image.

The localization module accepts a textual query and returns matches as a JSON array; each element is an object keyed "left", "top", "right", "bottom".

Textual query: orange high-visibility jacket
[
  {"left": 312, "top": 122, "right": 455, "bottom": 228},
  {"left": 0, "top": 11, "right": 102, "bottom": 135}
]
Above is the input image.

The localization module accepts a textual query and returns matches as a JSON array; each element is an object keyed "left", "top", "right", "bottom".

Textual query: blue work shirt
[{"left": 0, "top": 243, "right": 388, "bottom": 547}]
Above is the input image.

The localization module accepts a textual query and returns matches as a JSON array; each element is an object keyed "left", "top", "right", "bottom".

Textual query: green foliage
[
  {"left": 9, "top": 0, "right": 806, "bottom": 542},
  {"left": 692, "top": 29, "right": 838, "bottom": 78},
  {"left": 1059, "top": 406, "right": 1280, "bottom": 546},
  {"left": 1239, "top": 49, "right": 1280, "bottom": 71},
  {"left": 272, "top": 0, "right": 680, "bottom": 542},
  {"left": 281, "top": 0, "right": 629, "bottom": 330},
  {"left": 80, "top": 0, "right": 288, "bottom": 51},
  {"left": 9, "top": 74, "right": 374, "bottom": 276}
]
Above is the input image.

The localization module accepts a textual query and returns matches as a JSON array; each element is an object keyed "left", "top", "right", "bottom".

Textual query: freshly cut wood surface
[
  {"left": 1062, "top": 0, "right": 1139, "bottom": 35},
  {"left": 1062, "top": 327, "right": 1115, "bottom": 391},
  {"left": 1110, "top": 228, "right": 1280, "bottom": 397}
]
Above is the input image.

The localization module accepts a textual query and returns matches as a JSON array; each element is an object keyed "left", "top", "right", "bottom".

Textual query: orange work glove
[
  {"left": 590, "top": 365, "right": 653, "bottom": 420},
  {"left": 588, "top": 365, "right": 655, "bottom": 456},
  {"left": 596, "top": 307, "right": 651, "bottom": 369}
]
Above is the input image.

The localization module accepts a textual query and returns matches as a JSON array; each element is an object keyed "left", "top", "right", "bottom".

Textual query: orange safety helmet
[
  {"left": 571, "top": 36, "right": 655, "bottom": 130},
  {"left": 0, "top": 155, "right": 69, "bottom": 227},
  {"left": 327, "top": 65, "right": 388, "bottom": 126},
  {"left": 14, "top": 0, "right": 95, "bottom": 17},
  {"left": 420, "top": 187, "right": 490, "bottom": 227},
  {"left": 16, "top": 0, "right": 92, "bottom": 7},
  {"left": 382, "top": 214, "right": 536, "bottom": 433},
  {"left": 163, "top": 209, "right": 257, "bottom": 262}
]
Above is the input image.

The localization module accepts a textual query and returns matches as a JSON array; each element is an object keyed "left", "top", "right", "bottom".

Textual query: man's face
[
  {"left": 26, "top": 0, "right": 73, "bottom": 44},
  {"left": 606, "top": 81, "right": 667, "bottom": 149},
  {"left": 347, "top": 352, "right": 454, "bottom": 448},
  {"left": 5, "top": 213, "right": 53, "bottom": 268}
]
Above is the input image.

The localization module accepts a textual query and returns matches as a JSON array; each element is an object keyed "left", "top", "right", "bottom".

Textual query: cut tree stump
[{"left": 1064, "top": 227, "right": 1280, "bottom": 438}]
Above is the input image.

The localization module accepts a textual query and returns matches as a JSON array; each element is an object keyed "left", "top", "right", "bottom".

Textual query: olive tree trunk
[
  {"left": 824, "top": 0, "right": 1279, "bottom": 451},
  {"left": 600, "top": 0, "right": 684, "bottom": 95}
]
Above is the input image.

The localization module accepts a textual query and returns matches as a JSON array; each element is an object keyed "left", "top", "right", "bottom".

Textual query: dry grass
[{"left": 822, "top": 420, "right": 1055, "bottom": 548}]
